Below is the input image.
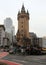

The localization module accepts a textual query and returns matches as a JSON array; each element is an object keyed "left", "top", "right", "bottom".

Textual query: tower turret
[
  {"left": 27, "top": 10, "right": 29, "bottom": 15},
  {"left": 21, "top": 4, "right": 25, "bottom": 13},
  {"left": 17, "top": 5, "right": 29, "bottom": 20},
  {"left": 18, "top": 10, "right": 20, "bottom": 15}
]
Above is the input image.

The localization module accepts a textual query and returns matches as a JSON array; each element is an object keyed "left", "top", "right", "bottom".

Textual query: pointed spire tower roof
[
  {"left": 21, "top": 4, "right": 25, "bottom": 13},
  {"left": 27, "top": 10, "right": 29, "bottom": 15},
  {"left": 18, "top": 10, "right": 20, "bottom": 15}
]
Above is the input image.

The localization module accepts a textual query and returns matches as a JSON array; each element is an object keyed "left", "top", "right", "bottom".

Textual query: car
[
  {"left": 9, "top": 49, "right": 14, "bottom": 54},
  {"left": 3, "top": 49, "right": 9, "bottom": 52},
  {"left": 1, "top": 49, "right": 4, "bottom": 52}
]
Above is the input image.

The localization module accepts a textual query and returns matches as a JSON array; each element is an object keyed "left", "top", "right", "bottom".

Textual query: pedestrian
[{"left": 21, "top": 48, "right": 24, "bottom": 55}]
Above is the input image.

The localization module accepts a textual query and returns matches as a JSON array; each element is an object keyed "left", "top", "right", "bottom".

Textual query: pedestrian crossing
[
  {"left": 0, "top": 52, "right": 22, "bottom": 65},
  {"left": 0, "top": 52, "right": 9, "bottom": 58}
]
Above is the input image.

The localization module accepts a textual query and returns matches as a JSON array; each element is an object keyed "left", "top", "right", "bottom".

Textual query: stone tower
[{"left": 16, "top": 4, "right": 29, "bottom": 46}]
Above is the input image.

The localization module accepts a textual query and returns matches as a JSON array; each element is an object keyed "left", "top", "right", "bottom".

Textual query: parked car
[
  {"left": 9, "top": 49, "right": 14, "bottom": 54},
  {"left": 3, "top": 48, "right": 9, "bottom": 52},
  {"left": 9, "top": 48, "right": 16, "bottom": 54},
  {"left": 1, "top": 49, "right": 4, "bottom": 52}
]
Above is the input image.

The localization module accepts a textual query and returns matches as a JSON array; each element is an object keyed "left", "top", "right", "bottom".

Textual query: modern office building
[
  {"left": 3, "top": 37, "right": 9, "bottom": 47},
  {"left": 4, "top": 18, "right": 13, "bottom": 33},
  {"left": 29, "top": 32, "right": 37, "bottom": 46},
  {"left": 0, "top": 25, "right": 5, "bottom": 46},
  {"left": 42, "top": 37, "right": 46, "bottom": 49},
  {"left": 36, "top": 38, "right": 42, "bottom": 48},
  {"left": 4, "top": 18, "right": 15, "bottom": 43}
]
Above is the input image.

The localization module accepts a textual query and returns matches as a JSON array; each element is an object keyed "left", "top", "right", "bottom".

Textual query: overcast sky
[{"left": 0, "top": 0, "right": 46, "bottom": 37}]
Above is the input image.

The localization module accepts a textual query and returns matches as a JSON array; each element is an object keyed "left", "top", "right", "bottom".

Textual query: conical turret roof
[{"left": 21, "top": 4, "right": 25, "bottom": 13}]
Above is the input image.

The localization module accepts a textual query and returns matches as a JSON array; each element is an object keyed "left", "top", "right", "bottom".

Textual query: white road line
[{"left": 14, "top": 59, "right": 28, "bottom": 63}]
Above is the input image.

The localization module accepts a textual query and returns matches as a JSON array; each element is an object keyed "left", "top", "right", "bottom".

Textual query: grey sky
[{"left": 0, "top": 0, "right": 46, "bottom": 37}]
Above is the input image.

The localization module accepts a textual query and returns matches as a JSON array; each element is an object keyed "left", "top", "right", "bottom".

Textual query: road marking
[
  {"left": 0, "top": 52, "right": 9, "bottom": 58},
  {"left": 13, "top": 59, "right": 28, "bottom": 63},
  {"left": 0, "top": 60, "right": 23, "bottom": 65},
  {"left": 0, "top": 52, "right": 23, "bottom": 65}
]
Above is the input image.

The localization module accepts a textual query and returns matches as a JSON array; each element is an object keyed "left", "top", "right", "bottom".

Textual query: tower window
[
  {"left": 21, "top": 30, "right": 23, "bottom": 32},
  {"left": 21, "top": 34, "right": 23, "bottom": 36},
  {"left": 21, "top": 22, "right": 23, "bottom": 24},
  {"left": 21, "top": 16, "right": 24, "bottom": 18},
  {"left": 21, "top": 25, "right": 23, "bottom": 28}
]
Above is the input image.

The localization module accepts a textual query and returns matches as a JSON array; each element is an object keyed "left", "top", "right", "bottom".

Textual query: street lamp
[{"left": 11, "top": 29, "right": 13, "bottom": 47}]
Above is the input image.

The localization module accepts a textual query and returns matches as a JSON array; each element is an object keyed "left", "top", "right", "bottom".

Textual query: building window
[
  {"left": 21, "top": 30, "right": 23, "bottom": 32},
  {"left": 21, "top": 25, "right": 23, "bottom": 28},
  {"left": 21, "top": 16, "right": 24, "bottom": 18},
  {"left": 21, "top": 22, "right": 23, "bottom": 24},
  {"left": 21, "top": 34, "right": 23, "bottom": 36}
]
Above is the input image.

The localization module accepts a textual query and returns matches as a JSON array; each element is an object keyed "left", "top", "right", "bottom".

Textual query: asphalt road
[
  {"left": 0, "top": 52, "right": 21, "bottom": 65},
  {"left": 2, "top": 54, "right": 46, "bottom": 65}
]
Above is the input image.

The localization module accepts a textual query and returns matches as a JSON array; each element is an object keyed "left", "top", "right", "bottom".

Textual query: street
[
  {"left": 0, "top": 52, "right": 22, "bottom": 65},
  {"left": 2, "top": 53, "right": 46, "bottom": 65}
]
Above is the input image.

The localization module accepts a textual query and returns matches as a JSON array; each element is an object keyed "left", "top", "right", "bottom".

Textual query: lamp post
[{"left": 12, "top": 29, "right": 13, "bottom": 47}]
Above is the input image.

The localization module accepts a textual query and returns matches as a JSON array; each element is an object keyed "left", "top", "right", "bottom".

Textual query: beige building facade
[{"left": 16, "top": 5, "right": 30, "bottom": 46}]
